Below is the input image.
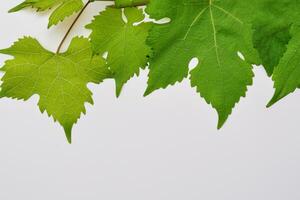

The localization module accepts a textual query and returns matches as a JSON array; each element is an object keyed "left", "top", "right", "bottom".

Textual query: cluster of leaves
[{"left": 1, "top": 0, "right": 300, "bottom": 142}]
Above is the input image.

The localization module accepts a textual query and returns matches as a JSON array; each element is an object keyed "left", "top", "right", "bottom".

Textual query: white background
[{"left": 1, "top": 1, "right": 300, "bottom": 199}]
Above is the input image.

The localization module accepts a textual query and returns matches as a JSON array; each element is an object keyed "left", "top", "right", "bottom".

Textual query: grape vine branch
[{"left": 1, "top": 0, "right": 299, "bottom": 142}]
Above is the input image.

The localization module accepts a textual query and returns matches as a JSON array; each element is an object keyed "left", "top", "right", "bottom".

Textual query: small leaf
[
  {"left": 87, "top": 7, "right": 151, "bottom": 96},
  {"left": 9, "top": 0, "right": 84, "bottom": 28}
]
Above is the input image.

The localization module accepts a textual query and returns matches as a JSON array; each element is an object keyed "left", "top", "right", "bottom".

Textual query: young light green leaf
[
  {"left": 0, "top": 37, "right": 111, "bottom": 143},
  {"left": 87, "top": 7, "right": 151, "bottom": 96},
  {"left": 9, "top": 0, "right": 84, "bottom": 28},
  {"left": 145, "top": 0, "right": 259, "bottom": 128}
]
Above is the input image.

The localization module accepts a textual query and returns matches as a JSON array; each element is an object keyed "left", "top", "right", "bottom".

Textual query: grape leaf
[
  {"left": 0, "top": 37, "right": 111, "bottom": 143},
  {"left": 9, "top": 0, "right": 84, "bottom": 28},
  {"left": 86, "top": 7, "right": 151, "bottom": 96},
  {"left": 249, "top": 0, "right": 300, "bottom": 105},
  {"left": 251, "top": 0, "right": 300, "bottom": 76},
  {"left": 267, "top": 25, "right": 300, "bottom": 107},
  {"left": 145, "top": 0, "right": 259, "bottom": 128}
]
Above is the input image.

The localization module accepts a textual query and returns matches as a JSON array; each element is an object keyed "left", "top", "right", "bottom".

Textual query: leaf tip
[
  {"left": 217, "top": 111, "right": 229, "bottom": 130},
  {"left": 8, "top": 6, "right": 20, "bottom": 13},
  {"left": 8, "top": 8, "right": 15, "bottom": 13},
  {"left": 267, "top": 91, "right": 283, "bottom": 108},
  {"left": 143, "top": 86, "right": 154, "bottom": 97},
  {"left": 217, "top": 120, "right": 226, "bottom": 130},
  {"left": 267, "top": 99, "right": 277, "bottom": 108},
  {"left": 63, "top": 125, "right": 73, "bottom": 144},
  {"left": 47, "top": 23, "right": 52, "bottom": 29},
  {"left": 116, "top": 83, "right": 123, "bottom": 98}
]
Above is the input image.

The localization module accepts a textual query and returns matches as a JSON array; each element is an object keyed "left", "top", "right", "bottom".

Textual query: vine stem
[
  {"left": 94, "top": 0, "right": 149, "bottom": 6},
  {"left": 56, "top": 0, "right": 92, "bottom": 54}
]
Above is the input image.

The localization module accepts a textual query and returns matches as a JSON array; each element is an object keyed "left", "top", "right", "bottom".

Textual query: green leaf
[
  {"left": 250, "top": 0, "right": 300, "bottom": 105},
  {"left": 145, "top": 0, "right": 259, "bottom": 128},
  {"left": 267, "top": 25, "right": 300, "bottom": 107},
  {"left": 0, "top": 37, "right": 111, "bottom": 143},
  {"left": 87, "top": 7, "right": 151, "bottom": 96},
  {"left": 114, "top": 0, "right": 149, "bottom": 8},
  {"left": 9, "top": 0, "right": 84, "bottom": 28},
  {"left": 251, "top": 0, "right": 300, "bottom": 76},
  {"left": 253, "top": 22, "right": 291, "bottom": 76}
]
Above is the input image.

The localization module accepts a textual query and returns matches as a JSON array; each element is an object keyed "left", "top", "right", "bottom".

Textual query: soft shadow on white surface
[{"left": 0, "top": 1, "right": 300, "bottom": 200}]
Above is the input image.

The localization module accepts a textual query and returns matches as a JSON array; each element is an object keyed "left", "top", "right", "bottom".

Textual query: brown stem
[
  {"left": 56, "top": 0, "right": 91, "bottom": 54},
  {"left": 94, "top": 0, "right": 149, "bottom": 7}
]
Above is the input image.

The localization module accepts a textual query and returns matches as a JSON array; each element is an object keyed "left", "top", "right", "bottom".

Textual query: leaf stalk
[{"left": 56, "top": 0, "right": 92, "bottom": 54}]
